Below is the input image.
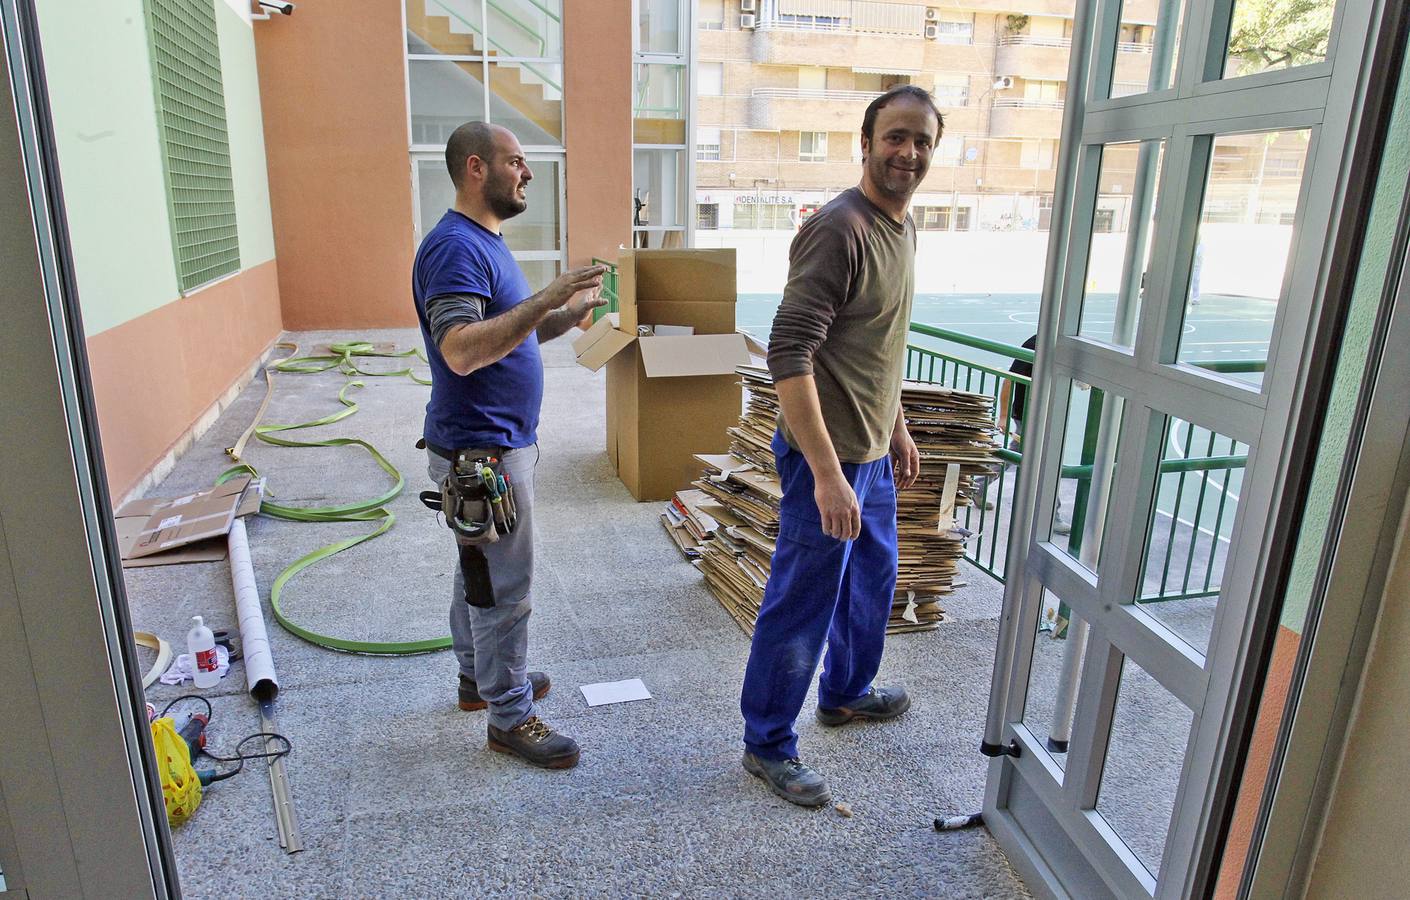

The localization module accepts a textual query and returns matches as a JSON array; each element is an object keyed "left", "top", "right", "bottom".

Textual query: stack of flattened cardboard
[
  {"left": 687, "top": 369, "right": 999, "bottom": 636},
  {"left": 892, "top": 380, "right": 1001, "bottom": 629},
  {"left": 660, "top": 488, "right": 720, "bottom": 560},
  {"left": 690, "top": 454, "right": 779, "bottom": 632}
]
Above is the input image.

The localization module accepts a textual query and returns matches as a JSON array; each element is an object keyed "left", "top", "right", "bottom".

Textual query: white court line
[
  {"left": 1153, "top": 507, "right": 1233, "bottom": 546},
  {"left": 1166, "top": 428, "right": 1243, "bottom": 506},
  {"left": 1182, "top": 340, "right": 1270, "bottom": 347}
]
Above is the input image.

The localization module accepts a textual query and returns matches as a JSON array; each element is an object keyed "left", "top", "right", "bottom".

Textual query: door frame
[
  {"left": 0, "top": 1, "right": 176, "bottom": 895},
  {"left": 980, "top": 1, "right": 1389, "bottom": 897}
]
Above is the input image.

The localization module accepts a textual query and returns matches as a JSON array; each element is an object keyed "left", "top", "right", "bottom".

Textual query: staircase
[{"left": 406, "top": 0, "right": 563, "bottom": 143}]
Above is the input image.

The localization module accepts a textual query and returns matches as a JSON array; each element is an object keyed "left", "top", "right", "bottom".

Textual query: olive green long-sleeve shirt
[{"left": 767, "top": 187, "right": 916, "bottom": 463}]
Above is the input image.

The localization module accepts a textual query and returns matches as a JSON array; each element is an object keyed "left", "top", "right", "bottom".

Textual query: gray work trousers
[{"left": 427, "top": 444, "right": 538, "bottom": 731}]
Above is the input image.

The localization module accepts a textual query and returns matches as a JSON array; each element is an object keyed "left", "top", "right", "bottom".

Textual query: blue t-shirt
[{"left": 413, "top": 210, "right": 543, "bottom": 450}]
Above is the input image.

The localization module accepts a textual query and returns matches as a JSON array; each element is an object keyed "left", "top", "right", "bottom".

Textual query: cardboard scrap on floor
[
  {"left": 114, "top": 476, "right": 263, "bottom": 568},
  {"left": 662, "top": 366, "right": 1000, "bottom": 636}
]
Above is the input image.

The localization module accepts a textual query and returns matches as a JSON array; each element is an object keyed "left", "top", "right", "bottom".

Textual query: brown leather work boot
[{"left": 487, "top": 716, "right": 580, "bottom": 769}]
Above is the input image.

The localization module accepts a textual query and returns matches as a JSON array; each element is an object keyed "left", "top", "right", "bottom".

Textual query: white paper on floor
[{"left": 580, "top": 678, "right": 652, "bottom": 707}]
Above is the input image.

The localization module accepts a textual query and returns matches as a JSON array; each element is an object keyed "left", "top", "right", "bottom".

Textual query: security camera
[{"left": 258, "top": 1, "right": 295, "bottom": 14}]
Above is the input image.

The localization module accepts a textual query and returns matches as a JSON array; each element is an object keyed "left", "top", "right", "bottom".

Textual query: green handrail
[
  {"left": 907, "top": 322, "right": 1268, "bottom": 375},
  {"left": 909, "top": 322, "right": 1034, "bottom": 362},
  {"left": 591, "top": 257, "right": 619, "bottom": 321}
]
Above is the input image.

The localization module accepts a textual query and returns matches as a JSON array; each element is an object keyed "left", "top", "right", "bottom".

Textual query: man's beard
[
  {"left": 866, "top": 154, "right": 926, "bottom": 201},
  {"left": 486, "top": 173, "right": 527, "bottom": 219}
]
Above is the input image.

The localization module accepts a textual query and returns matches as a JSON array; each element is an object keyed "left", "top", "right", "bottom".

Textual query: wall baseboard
[{"left": 112, "top": 336, "right": 283, "bottom": 509}]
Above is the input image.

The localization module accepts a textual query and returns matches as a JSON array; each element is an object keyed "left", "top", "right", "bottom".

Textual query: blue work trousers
[{"left": 741, "top": 431, "right": 899, "bottom": 761}]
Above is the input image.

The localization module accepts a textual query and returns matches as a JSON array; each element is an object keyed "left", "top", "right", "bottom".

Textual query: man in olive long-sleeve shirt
[{"left": 740, "top": 86, "right": 943, "bottom": 807}]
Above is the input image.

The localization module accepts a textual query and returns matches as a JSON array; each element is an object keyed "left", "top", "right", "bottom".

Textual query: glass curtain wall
[
  {"left": 405, "top": 0, "right": 567, "bottom": 288},
  {"left": 633, "top": 0, "right": 693, "bottom": 248}
]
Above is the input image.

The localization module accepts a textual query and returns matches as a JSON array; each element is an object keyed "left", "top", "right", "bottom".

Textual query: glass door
[
  {"left": 980, "top": 0, "right": 1379, "bottom": 896},
  {"left": 411, "top": 150, "right": 567, "bottom": 290}
]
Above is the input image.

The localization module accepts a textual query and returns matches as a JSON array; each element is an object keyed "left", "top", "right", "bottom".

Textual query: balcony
[
  {"left": 747, "top": 87, "right": 880, "bottom": 131},
  {"left": 748, "top": 4, "right": 928, "bottom": 71},
  {"left": 989, "top": 97, "right": 1065, "bottom": 138},
  {"left": 995, "top": 35, "right": 1073, "bottom": 81}
]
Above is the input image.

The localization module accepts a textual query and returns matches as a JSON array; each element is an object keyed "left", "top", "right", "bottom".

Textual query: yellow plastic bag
[{"left": 151, "top": 717, "right": 202, "bottom": 825}]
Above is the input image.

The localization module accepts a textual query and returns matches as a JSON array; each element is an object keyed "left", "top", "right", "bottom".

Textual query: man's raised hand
[{"left": 542, "top": 264, "right": 607, "bottom": 309}]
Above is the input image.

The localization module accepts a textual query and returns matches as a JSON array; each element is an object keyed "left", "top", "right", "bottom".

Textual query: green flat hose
[{"left": 222, "top": 342, "right": 447, "bottom": 655}]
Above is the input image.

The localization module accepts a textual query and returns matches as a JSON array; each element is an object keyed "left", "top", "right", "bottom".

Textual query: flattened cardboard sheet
[
  {"left": 117, "top": 476, "right": 252, "bottom": 562},
  {"left": 637, "top": 334, "right": 751, "bottom": 378}
]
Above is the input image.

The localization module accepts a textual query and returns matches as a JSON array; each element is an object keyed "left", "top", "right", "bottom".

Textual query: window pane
[
  {"left": 932, "top": 74, "right": 970, "bottom": 107},
  {"left": 639, "top": 0, "right": 681, "bottom": 55},
  {"left": 700, "top": 0, "right": 724, "bottom": 29},
  {"left": 699, "top": 61, "right": 723, "bottom": 96},
  {"left": 488, "top": 60, "right": 563, "bottom": 145},
  {"left": 486, "top": 0, "right": 562, "bottom": 59},
  {"left": 415, "top": 158, "right": 455, "bottom": 242},
  {"left": 1107, "top": 0, "right": 1186, "bottom": 98},
  {"left": 1079, "top": 140, "right": 1164, "bottom": 348},
  {"left": 501, "top": 158, "right": 561, "bottom": 252},
  {"left": 634, "top": 148, "right": 688, "bottom": 229},
  {"left": 406, "top": 0, "right": 484, "bottom": 56},
  {"left": 1135, "top": 415, "right": 1247, "bottom": 656},
  {"left": 696, "top": 126, "right": 722, "bottom": 161},
  {"left": 1048, "top": 382, "right": 1126, "bottom": 574},
  {"left": 409, "top": 58, "right": 485, "bottom": 146},
  {"left": 634, "top": 63, "right": 686, "bottom": 143},
  {"left": 1223, "top": 0, "right": 1335, "bottom": 79},
  {"left": 1022, "top": 588, "right": 1091, "bottom": 773},
  {"left": 516, "top": 259, "right": 560, "bottom": 293},
  {"left": 1176, "top": 129, "right": 1312, "bottom": 384},
  {"left": 1097, "top": 657, "right": 1194, "bottom": 879}
]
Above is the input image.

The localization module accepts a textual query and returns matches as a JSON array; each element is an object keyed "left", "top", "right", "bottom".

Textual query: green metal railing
[
  {"left": 904, "top": 323, "right": 1258, "bottom": 606},
  {"left": 591, "top": 257, "right": 619, "bottom": 320}
]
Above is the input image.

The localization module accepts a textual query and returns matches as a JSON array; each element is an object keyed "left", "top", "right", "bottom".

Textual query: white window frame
[{"left": 799, "top": 130, "right": 828, "bottom": 162}]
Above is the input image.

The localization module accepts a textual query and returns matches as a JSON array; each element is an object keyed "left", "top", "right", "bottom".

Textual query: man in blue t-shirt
[{"left": 413, "top": 121, "right": 605, "bottom": 769}]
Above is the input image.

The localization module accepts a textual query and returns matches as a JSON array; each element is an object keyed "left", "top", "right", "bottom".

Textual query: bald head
[{"left": 446, "top": 121, "right": 511, "bottom": 190}]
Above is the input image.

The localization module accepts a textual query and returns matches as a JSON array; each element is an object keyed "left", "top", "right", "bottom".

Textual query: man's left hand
[
  {"left": 891, "top": 425, "right": 919, "bottom": 490},
  {"left": 566, "top": 286, "right": 608, "bottom": 330}
]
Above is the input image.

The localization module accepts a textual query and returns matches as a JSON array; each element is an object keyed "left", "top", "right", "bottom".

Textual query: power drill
[{"left": 169, "top": 709, "right": 219, "bottom": 786}]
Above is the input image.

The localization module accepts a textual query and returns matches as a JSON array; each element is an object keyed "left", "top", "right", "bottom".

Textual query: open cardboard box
[{"left": 572, "top": 249, "right": 750, "bottom": 501}]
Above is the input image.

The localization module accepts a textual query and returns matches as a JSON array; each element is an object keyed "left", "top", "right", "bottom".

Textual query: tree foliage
[{"left": 1226, "top": 0, "right": 1334, "bottom": 72}]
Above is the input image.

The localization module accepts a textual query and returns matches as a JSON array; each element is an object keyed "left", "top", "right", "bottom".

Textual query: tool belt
[{"left": 418, "top": 439, "right": 519, "bottom": 609}]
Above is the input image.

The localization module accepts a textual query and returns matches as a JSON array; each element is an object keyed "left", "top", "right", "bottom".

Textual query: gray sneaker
[
  {"left": 742, "top": 751, "right": 832, "bottom": 807},
  {"left": 816, "top": 685, "right": 912, "bottom": 727}
]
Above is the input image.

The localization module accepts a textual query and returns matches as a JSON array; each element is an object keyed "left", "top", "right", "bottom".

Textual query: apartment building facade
[{"left": 694, "top": 0, "right": 1306, "bottom": 235}]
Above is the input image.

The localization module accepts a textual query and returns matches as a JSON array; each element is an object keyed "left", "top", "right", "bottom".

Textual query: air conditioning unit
[
  {"left": 740, "top": 12, "right": 757, "bottom": 29},
  {"left": 925, "top": 7, "right": 940, "bottom": 21},
  {"left": 740, "top": 0, "right": 757, "bottom": 12},
  {"left": 924, "top": 22, "right": 939, "bottom": 40},
  {"left": 993, "top": 75, "right": 1014, "bottom": 90}
]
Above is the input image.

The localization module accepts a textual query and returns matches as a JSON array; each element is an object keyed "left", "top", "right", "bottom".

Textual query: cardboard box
[{"left": 572, "top": 249, "right": 749, "bottom": 501}]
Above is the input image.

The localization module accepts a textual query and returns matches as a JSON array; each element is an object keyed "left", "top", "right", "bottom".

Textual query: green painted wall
[
  {"left": 1280, "top": 55, "right": 1410, "bottom": 634},
  {"left": 35, "top": 0, "right": 275, "bottom": 336},
  {"left": 217, "top": 0, "right": 276, "bottom": 268},
  {"left": 36, "top": 0, "right": 180, "bottom": 334}
]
